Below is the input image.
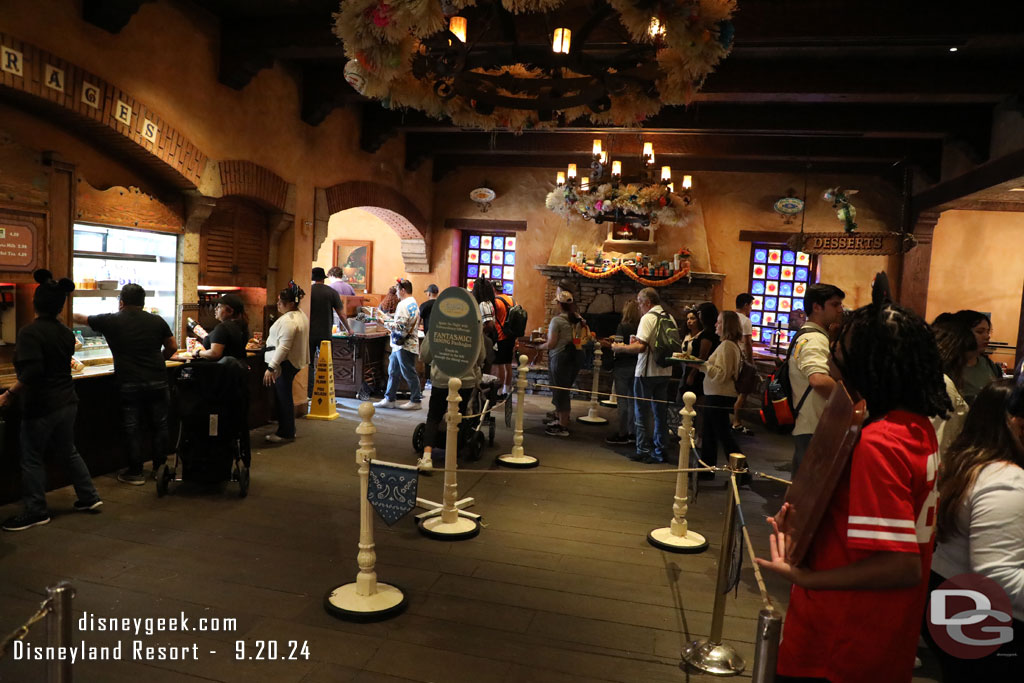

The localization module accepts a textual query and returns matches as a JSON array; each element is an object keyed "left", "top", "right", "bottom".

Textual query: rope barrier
[
  {"left": 730, "top": 475, "right": 774, "bottom": 611},
  {"left": 531, "top": 382, "right": 738, "bottom": 411},
  {"left": 462, "top": 396, "right": 510, "bottom": 420},
  {"left": 0, "top": 596, "right": 52, "bottom": 659},
  {"left": 689, "top": 435, "right": 793, "bottom": 486}
]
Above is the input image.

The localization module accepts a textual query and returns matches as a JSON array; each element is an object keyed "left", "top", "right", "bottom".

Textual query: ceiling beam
[{"left": 913, "top": 147, "right": 1024, "bottom": 214}]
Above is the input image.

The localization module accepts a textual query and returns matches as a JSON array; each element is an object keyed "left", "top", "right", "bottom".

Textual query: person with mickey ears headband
[
  {"left": 263, "top": 281, "right": 310, "bottom": 442},
  {"left": 2, "top": 270, "right": 102, "bottom": 532}
]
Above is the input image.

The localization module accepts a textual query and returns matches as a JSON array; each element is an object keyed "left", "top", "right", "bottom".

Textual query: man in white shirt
[
  {"left": 788, "top": 283, "right": 845, "bottom": 473},
  {"left": 612, "top": 287, "right": 676, "bottom": 464},
  {"left": 732, "top": 293, "right": 755, "bottom": 435},
  {"left": 376, "top": 280, "right": 423, "bottom": 410}
]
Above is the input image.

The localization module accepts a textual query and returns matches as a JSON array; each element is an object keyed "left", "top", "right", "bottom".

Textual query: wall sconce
[
  {"left": 449, "top": 16, "right": 467, "bottom": 43},
  {"left": 552, "top": 28, "right": 571, "bottom": 54},
  {"left": 556, "top": 171, "right": 565, "bottom": 186}
]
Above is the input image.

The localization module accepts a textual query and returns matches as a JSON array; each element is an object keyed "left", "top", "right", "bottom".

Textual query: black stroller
[
  {"left": 411, "top": 375, "right": 501, "bottom": 461},
  {"left": 157, "top": 357, "right": 251, "bottom": 498}
]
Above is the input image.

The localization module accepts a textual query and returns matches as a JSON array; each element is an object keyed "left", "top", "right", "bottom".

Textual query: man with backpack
[
  {"left": 789, "top": 283, "right": 845, "bottom": 474},
  {"left": 612, "top": 288, "right": 678, "bottom": 464},
  {"left": 491, "top": 282, "right": 528, "bottom": 398}
]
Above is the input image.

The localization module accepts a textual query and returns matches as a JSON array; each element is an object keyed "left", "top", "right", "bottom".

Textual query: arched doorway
[{"left": 313, "top": 208, "right": 419, "bottom": 294}]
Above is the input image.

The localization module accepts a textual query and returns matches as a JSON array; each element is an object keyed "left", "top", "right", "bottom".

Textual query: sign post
[{"left": 415, "top": 286, "right": 483, "bottom": 539}]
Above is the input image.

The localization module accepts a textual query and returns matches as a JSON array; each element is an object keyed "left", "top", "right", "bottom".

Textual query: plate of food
[{"left": 671, "top": 352, "right": 704, "bottom": 363}]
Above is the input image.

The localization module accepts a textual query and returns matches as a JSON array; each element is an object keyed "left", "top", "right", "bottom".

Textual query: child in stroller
[{"left": 413, "top": 336, "right": 492, "bottom": 466}]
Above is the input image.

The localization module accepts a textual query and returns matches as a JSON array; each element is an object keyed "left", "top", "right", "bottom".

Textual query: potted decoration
[{"left": 674, "top": 248, "right": 692, "bottom": 271}]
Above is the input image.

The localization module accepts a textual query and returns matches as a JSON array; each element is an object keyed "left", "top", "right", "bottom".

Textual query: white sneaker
[
  {"left": 374, "top": 399, "right": 396, "bottom": 409},
  {"left": 398, "top": 401, "right": 423, "bottom": 411}
]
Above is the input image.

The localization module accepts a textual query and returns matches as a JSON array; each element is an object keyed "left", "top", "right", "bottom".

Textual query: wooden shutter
[{"left": 199, "top": 198, "right": 268, "bottom": 286}]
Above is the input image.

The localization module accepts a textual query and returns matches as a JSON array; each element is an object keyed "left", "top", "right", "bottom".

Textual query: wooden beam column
[{"left": 897, "top": 211, "right": 941, "bottom": 317}]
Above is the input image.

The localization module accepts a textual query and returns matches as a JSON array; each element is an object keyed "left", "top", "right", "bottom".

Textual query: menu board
[{"left": 0, "top": 220, "right": 36, "bottom": 271}]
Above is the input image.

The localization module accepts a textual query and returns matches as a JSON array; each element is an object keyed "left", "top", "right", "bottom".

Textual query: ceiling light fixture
[{"left": 335, "top": 0, "right": 737, "bottom": 131}]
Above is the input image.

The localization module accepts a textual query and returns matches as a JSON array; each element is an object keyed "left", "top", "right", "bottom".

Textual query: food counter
[{"left": 0, "top": 352, "right": 273, "bottom": 506}]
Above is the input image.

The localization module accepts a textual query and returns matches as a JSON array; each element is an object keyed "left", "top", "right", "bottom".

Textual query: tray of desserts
[{"left": 668, "top": 352, "right": 705, "bottom": 364}]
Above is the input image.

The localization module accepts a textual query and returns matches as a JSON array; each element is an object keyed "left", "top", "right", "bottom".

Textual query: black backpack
[
  {"left": 500, "top": 297, "right": 528, "bottom": 339},
  {"left": 650, "top": 311, "right": 681, "bottom": 368},
  {"left": 759, "top": 328, "right": 823, "bottom": 433}
]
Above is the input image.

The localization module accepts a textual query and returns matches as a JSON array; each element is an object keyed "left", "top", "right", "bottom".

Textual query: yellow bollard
[{"left": 307, "top": 339, "right": 339, "bottom": 420}]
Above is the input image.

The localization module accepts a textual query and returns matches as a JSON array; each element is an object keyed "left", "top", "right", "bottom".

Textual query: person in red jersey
[{"left": 756, "top": 299, "right": 953, "bottom": 683}]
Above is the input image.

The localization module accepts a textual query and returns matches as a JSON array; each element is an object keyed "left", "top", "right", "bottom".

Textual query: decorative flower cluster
[
  {"left": 545, "top": 182, "right": 691, "bottom": 227},
  {"left": 334, "top": 0, "right": 737, "bottom": 131}
]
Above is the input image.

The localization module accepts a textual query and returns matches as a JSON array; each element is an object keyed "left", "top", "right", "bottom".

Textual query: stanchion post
[
  {"left": 647, "top": 391, "right": 708, "bottom": 553},
  {"left": 578, "top": 346, "right": 608, "bottom": 424},
  {"left": 498, "top": 354, "right": 538, "bottom": 468},
  {"left": 46, "top": 582, "right": 74, "bottom": 683},
  {"left": 682, "top": 453, "right": 747, "bottom": 676},
  {"left": 751, "top": 609, "right": 782, "bottom": 683},
  {"left": 325, "top": 402, "right": 407, "bottom": 621},
  {"left": 418, "top": 378, "right": 481, "bottom": 539}
]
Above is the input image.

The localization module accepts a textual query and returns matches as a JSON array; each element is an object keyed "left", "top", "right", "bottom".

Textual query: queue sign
[{"left": 428, "top": 286, "right": 482, "bottom": 378}]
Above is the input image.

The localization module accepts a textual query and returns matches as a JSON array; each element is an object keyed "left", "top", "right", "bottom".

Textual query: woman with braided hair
[{"left": 757, "top": 281, "right": 953, "bottom": 683}]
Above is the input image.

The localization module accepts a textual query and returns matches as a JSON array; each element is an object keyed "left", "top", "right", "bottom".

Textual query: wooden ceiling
[{"left": 82, "top": 0, "right": 1024, "bottom": 214}]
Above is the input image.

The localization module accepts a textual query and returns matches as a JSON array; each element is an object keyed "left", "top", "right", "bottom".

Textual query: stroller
[
  {"left": 157, "top": 357, "right": 251, "bottom": 498},
  {"left": 412, "top": 374, "right": 501, "bottom": 461}
]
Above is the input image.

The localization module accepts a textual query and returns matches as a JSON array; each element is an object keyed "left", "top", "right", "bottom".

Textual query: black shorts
[{"left": 494, "top": 336, "right": 517, "bottom": 364}]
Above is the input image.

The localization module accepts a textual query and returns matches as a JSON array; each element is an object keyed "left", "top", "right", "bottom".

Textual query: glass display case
[{"left": 71, "top": 224, "right": 178, "bottom": 355}]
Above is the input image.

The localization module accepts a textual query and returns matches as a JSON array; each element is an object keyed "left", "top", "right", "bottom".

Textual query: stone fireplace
[{"left": 535, "top": 264, "right": 724, "bottom": 333}]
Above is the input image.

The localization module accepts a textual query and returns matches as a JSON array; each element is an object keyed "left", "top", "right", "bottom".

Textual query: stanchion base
[
  {"left": 577, "top": 414, "right": 608, "bottom": 425},
  {"left": 497, "top": 453, "right": 539, "bottom": 469},
  {"left": 324, "top": 582, "right": 407, "bottom": 622},
  {"left": 647, "top": 527, "right": 709, "bottom": 554},
  {"left": 682, "top": 639, "right": 745, "bottom": 676},
  {"left": 599, "top": 399, "right": 617, "bottom": 408},
  {"left": 418, "top": 515, "right": 480, "bottom": 541}
]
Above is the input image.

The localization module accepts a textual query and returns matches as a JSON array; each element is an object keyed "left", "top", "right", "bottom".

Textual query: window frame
[
  {"left": 460, "top": 230, "right": 518, "bottom": 294},
  {"left": 746, "top": 241, "right": 819, "bottom": 349}
]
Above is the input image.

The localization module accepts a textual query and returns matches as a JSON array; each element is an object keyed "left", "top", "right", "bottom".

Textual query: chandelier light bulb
[
  {"left": 661, "top": 166, "right": 672, "bottom": 181},
  {"left": 581, "top": 176, "right": 590, "bottom": 191},
  {"left": 567, "top": 163, "right": 577, "bottom": 179},
  {"left": 592, "top": 139, "right": 602, "bottom": 156},
  {"left": 649, "top": 17, "right": 665, "bottom": 38},
  {"left": 599, "top": 151, "right": 608, "bottom": 164},
  {"left": 683, "top": 174, "right": 693, "bottom": 190},
  {"left": 449, "top": 16, "right": 467, "bottom": 43},
  {"left": 643, "top": 142, "right": 654, "bottom": 160},
  {"left": 556, "top": 171, "right": 565, "bottom": 186},
  {"left": 611, "top": 160, "right": 622, "bottom": 177},
  {"left": 552, "top": 28, "right": 571, "bottom": 54},
  {"left": 667, "top": 182, "right": 674, "bottom": 193}
]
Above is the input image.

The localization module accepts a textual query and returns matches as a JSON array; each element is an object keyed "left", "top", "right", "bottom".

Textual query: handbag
[{"left": 733, "top": 342, "right": 760, "bottom": 394}]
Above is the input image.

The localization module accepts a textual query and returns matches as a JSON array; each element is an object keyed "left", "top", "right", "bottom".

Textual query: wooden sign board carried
[
  {"left": 780, "top": 381, "right": 867, "bottom": 566},
  {"left": 788, "top": 232, "right": 916, "bottom": 256}
]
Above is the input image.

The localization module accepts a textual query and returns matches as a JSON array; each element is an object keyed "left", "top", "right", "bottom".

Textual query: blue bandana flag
[{"left": 367, "top": 460, "right": 419, "bottom": 526}]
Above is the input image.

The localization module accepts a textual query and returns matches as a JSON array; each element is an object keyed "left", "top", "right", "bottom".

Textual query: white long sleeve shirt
[
  {"left": 265, "top": 309, "right": 309, "bottom": 373},
  {"left": 932, "top": 461, "right": 1024, "bottom": 621}
]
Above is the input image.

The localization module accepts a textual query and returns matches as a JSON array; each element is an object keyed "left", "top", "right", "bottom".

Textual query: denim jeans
[
  {"left": 634, "top": 376, "right": 670, "bottom": 461},
  {"left": 20, "top": 403, "right": 99, "bottom": 516},
  {"left": 120, "top": 381, "right": 170, "bottom": 474},
  {"left": 385, "top": 348, "right": 422, "bottom": 403},
  {"left": 274, "top": 361, "right": 301, "bottom": 438},
  {"left": 613, "top": 364, "right": 636, "bottom": 436}
]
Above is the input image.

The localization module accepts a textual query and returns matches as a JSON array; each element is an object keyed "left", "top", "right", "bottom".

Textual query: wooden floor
[{"left": 0, "top": 394, "right": 942, "bottom": 682}]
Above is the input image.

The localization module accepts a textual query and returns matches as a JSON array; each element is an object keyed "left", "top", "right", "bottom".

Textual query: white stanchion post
[
  {"left": 682, "top": 453, "right": 748, "bottom": 676},
  {"left": 325, "top": 402, "right": 407, "bottom": 621},
  {"left": 498, "top": 354, "right": 538, "bottom": 468},
  {"left": 647, "top": 391, "right": 708, "bottom": 553},
  {"left": 577, "top": 346, "right": 608, "bottom": 424},
  {"left": 417, "top": 378, "right": 481, "bottom": 540}
]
